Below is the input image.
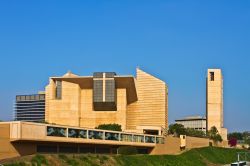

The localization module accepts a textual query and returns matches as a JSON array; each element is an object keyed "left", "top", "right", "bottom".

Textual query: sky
[{"left": 0, "top": 1, "right": 249, "bottom": 132}]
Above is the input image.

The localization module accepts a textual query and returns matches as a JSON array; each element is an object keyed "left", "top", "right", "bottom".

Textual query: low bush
[
  {"left": 58, "top": 154, "right": 79, "bottom": 166},
  {"left": 99, "top": 155, "right": 109, "bottom": 164},
  {"left": 209, "top": 142, "right": 213, "bottom": 146},
  {"left": 31, "top": 154, "right": 48, "bottom": 166},
  {"left": 118, "top": 146, "right": 138, "bottom": 155},
  {"left": 95, "top": 123, "right": 122, "bottom": 131},
  {"left": 58, "top": 154, "right": 67, "bottom": 160},
  {"left": 4, "top": 162, "right": 26, "bottom": 166}
]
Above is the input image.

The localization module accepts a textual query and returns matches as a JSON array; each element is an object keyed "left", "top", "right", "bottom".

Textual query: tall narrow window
[
  {"left": 93, "top": 72, "right": 117, "bottom": 111},
  {"left": 55, "top": 81, "right": 62, "bottom": 99},
  {"left": 210, "top": 72, "right": 214, "bottom": 81}
]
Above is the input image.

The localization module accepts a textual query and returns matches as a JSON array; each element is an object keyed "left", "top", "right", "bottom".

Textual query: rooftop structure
[{"left": 175, "top": 116, "right": 206, "bottom": 132}]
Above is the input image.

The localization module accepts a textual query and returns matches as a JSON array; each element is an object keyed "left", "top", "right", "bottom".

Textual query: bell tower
[{"left": 206, "top": 69, "right": 227, "bottom": 140}]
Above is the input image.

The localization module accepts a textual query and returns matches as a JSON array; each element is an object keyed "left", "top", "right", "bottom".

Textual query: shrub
[
  {"left": 101, "top": 155, "right": 109, "bottom": 161},
  {"left": 228, "top": 132, "right": 243, "bottom": 140},
  {"left": 209, "top": 142, "right": 213, "bottom": 147},
  {"left": 118, "top": 146, "right": 138, "bottom": 155},
  {"left": 4, "top": 162, "right": 26, "bottom": 166},
  {"left": 245, "top": 139, "right": 250, "bottom": 146},
  {"left": 185, "top": 128, "right": 206, "bottom": 138},
  {"left": 66, "top": 159, "right": 79, "bottom": 166},
  {"left": 228, "top": 138, "right": 237, "bottom": 147},
  {"left": 58, "top": 154, "right": 79, "bottom": 166},
  {"left": 208, "top": 126, "right": 223, "bottom": 143},
  {"left": 168, "top": 123, "right": 186, "bottom": 136},
  {"left": 96, "top": 123, "right": 122, "bottom": 131},
  {"left": 168, "top": 124, "right": 206, "bottom": 138},
  {"left": 99, "top": 155, "right": 109, "bottom": 164},
  {"left": 31, "top": 154, "right": 48, "bottom": 166},
  {"left": 58, "top": 154, "right": 67, "bottom": 160}
]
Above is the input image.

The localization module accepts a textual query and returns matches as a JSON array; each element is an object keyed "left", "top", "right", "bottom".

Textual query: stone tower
[{"left": 206, "top": 69, "right": 227, "bottom": 140}]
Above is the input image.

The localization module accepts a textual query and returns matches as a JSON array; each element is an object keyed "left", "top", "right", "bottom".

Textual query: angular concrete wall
[
  {"left": 0, "top": 123, "right": 36, "bottom": 160},
  {"left": 150, "top": 136, "right": 181, "bottom": 155},
  {"left": 127, "top": 68, "right": 168, "bottom": 130}
]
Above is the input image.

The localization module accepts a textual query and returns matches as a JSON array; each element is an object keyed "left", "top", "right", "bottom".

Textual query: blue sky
[{"left": 0, "top": 1, "right": 249, "bottom": 132}]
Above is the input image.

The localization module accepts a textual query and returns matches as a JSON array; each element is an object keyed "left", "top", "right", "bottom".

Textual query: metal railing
[{"left": 237, "top": 152, "right": 250, "bottom": 162}]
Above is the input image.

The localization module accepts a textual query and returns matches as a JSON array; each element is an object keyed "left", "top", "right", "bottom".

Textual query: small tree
[
  {"left": 208, "top": 126, "right": 223, "bottom": 144},
  {"left": 228, "top": 138, "right": 237, "bottom": 147},
  {"left": 96, "top": 123, "right": 122, "bottom": 131},
  {"left": 245, "top": 139, "right": 250, "bottom": 147},
  {"left": 168, "top": 123, "right": 186, "bottom": 136},
  {"left": 214, "top": 134, "right": 223, "bottom": 142}
]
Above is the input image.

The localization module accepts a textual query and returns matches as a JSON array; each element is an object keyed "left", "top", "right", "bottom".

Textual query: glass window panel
[
  {"left": 68, "top": 128, "right": 79, "bottom": 138},
  {"left": 105, "top": 132, "right": 119, "bottom": 141},
  {"left": 145, "top": 136, "right": 156, "bottom": 143},
  {"left": 47, "top": 126, "right": 66, "bottom": 137},
  {"left": 133, "top": 135, "right": 144, "bottom": 143},
  {"left": 156, "top": 137, "right": 164, "bottom": 144},
  {"left": 120, "top": 134, "right": 132, "bottom": 142},
  {"left": 88, "top": 130, "right": 103, "bottom": 140},
  {"left": 55, "top": 81, "right": 62, "bottom": 99},
  {"left": 79, "top": 130, "right": 87, "bottom": 139}
]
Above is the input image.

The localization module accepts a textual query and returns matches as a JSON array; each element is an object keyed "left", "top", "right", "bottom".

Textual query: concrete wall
[
  {"left": 0, "top": 123, "right": 36, "bottom": 161},
  {"left": 150, "top": 136, "right": 181, "bottom": 155},
  {"left": 127, "top": 68, "right": 168, "bottom": 130},
  {"left": 186, "top": 136, "right": 209, "bottom": 149},
  {"left": 46, "top": 80, "right": 81, "bottom": 127},
  {"left": 46, "top": 80, "right": 127, "bottom": 129},
  {"left": 79, "top": 88, "right": 127, "bottom": 130},
  {"left": 151, "top": 136, "right": 210, "bottom": 155}
]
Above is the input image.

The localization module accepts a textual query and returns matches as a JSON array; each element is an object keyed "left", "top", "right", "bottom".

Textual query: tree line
[
  {"left": 168, "top": 123, "right": 223, "bottom": 143},
  {"left": 228, "top": 131, "right": 250, "bottom": 147}
]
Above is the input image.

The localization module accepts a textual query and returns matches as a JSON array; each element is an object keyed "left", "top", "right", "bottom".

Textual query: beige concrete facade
[
  {"left": 0, "top": 121, "right": 165, "bottom": 160},
  {"left": 0, "top": 121, "right": 211, "bottom": 160},
  {"left": 0, "top": 123, "right": 36, "bottom": 160},
  {"left": 45, "top": 68, "right": 168, "bottom": 133},
  {"left": 127, "top": 69, "right": 168, "bottom": 130},
  {"left": 206, "top": 69, "right": 227, "bottom": 140}
]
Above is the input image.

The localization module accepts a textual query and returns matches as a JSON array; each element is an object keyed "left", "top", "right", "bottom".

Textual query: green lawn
[
  {"left": 115, "top": 147, "right": 249, "bottom": 166},
  {"left": 3, "top": 147, "right": 250, "bottom": 166}
]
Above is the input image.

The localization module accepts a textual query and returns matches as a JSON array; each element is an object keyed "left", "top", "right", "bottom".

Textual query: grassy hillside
[{"left": 2, "top": 147, "right": 250, "bottom": 166}]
